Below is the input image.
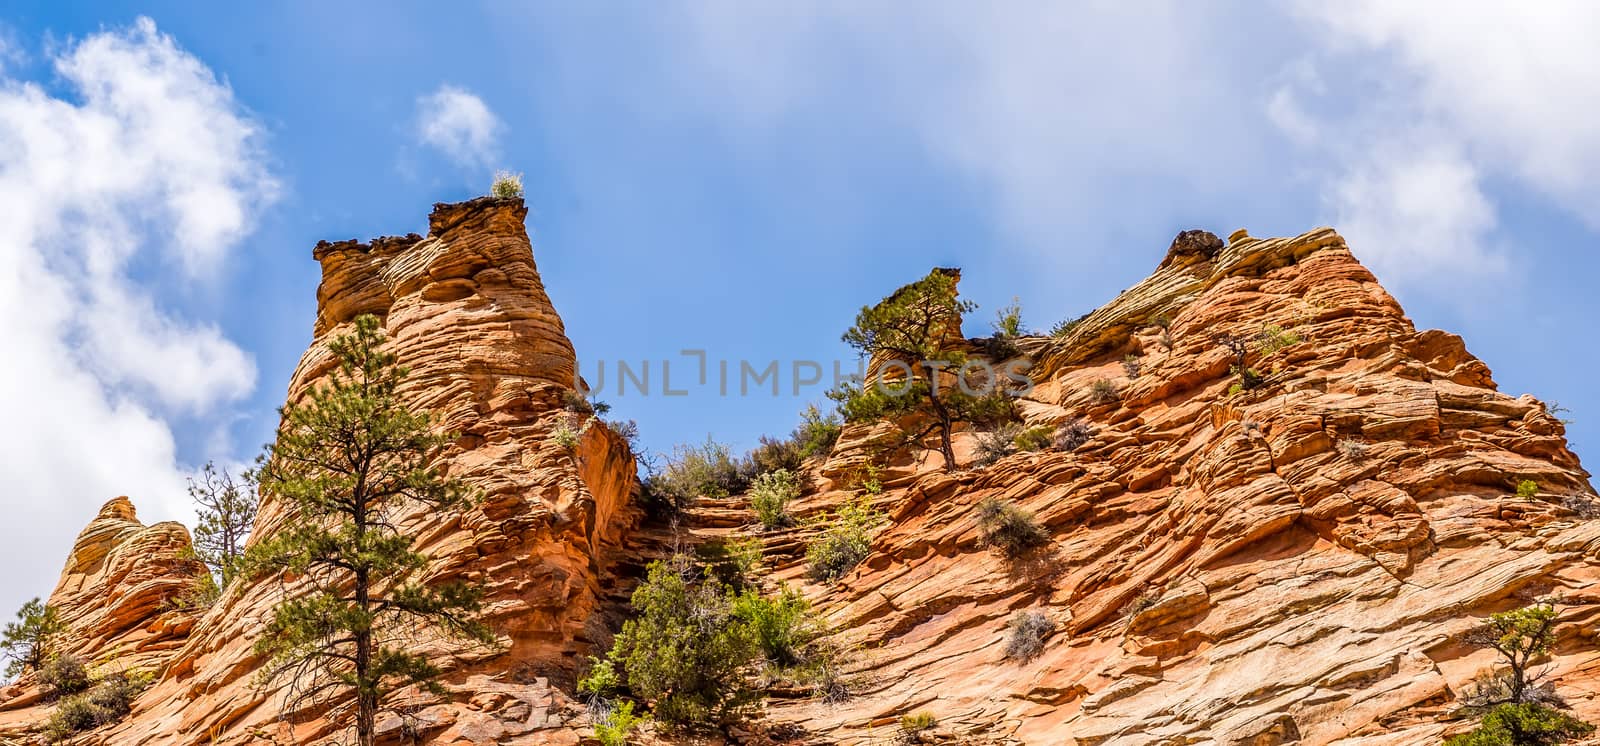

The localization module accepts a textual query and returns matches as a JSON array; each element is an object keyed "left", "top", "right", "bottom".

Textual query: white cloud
[
  {"left": 1328, "top": 142, "right": 1505, "bottom": 281},
  {"left": 0, "top": 18, "right": 272, "bottom": 611},
  {"left": 1272, "top": 2, "right": 1600, "bottom": 289},
  {"left": 415, "top": 85, "right": 502, "bottom": 168}
]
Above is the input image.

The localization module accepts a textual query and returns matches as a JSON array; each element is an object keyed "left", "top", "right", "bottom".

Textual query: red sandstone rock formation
[
  {"left": 0, "top": 198, "right": 640, "bottom": 744},
  {"left": 4, "top": 213, "right": 1596, "bottom": 746}
]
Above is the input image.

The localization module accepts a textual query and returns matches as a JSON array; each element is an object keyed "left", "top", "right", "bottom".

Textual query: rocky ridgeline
[{"left": 0, "top": 201, "right": 1595, "bottom": 745}]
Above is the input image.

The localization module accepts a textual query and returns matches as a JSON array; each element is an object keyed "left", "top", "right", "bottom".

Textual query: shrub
[
  {"left": 1256, "top": 324, "right": 1302, "bottom": 356},
  {"left": 1518, "top": 480, "right": 1540, "bottom": 498},
  {"left": 807, "top": 497, "right": 882, "bottom": 583},
  {"left": 972, "top": 424, "right": 1020, "bottom": 468},
  {"left": 792, "top": 404, "right": 842, "bottom": 458},
  {"left": 1122, "top": 354, "right": 1142, "bottom": 379},
  {"left": 1445, "top": 702, "right": 1594, "bottom": 746},
  {"left": 741, "top": 435, "right": 804, "bottom": 481},
  {"left": 976, "top": 498, "right": 1049, "bottom": 559},
  {"left": 1054, "top": 419, "right": 1094, "bottom": 452},
  {"left": 1122, "top": 588, "right": 1162, "bottom": 619},
  {"left": 592, "top": 700, "right": 646, "bottom": 746},
  {"left": 1004, "top": 610, "right": 1054, "bottom": 662},
  {"left": 1089, "top": 378, "right": 1119, "bottom": 404},
  {"left": 750, "top": 468, "right": 801, "bottom": 529},
  {"left": 607, "top": 560, "right": 761, "bottom": 725},
  {"left": 983, "top": 333, "right": 1022, "bottom": 360},
  {"left": 733, "top": 585, "right": 822, "bottom": 669},
  {"left": 603, "top": 419, "right": 639, "bottom": 451},
  {"left": 994, "top": 298, "right": 1024, "bottom": 338},
  {"left": 697, "top": 537, "right": 764, "bottom": 591},
  {"left": 899, "top": 711, "right": 939, "bottom": 741},
  {"left": 1050, "top": 317, "right": 1083, "bottom": 338},
  {"left": 490, "top": 170, "right": 524, "bottom": 199},
  {"left": 39, "top": 655, "right": 90, "bottom": 698},
  {"left": 640, "top": 438, "right": 748, "bottom": 517},
  {"left": 578, "top": 656, "right": 620, "bottom": 699},
  {"left": 1465, "top": 604, "right": 1559, "bottom": 705},
  {"left": 43, "top": 670, "right": 148, "bottom": 743},
  {"left": 1230, "top": 365, "right": 1264, "bottom": 392},
  {"left": 1012, "top": 425, "right": 1052, "bottom": 452},
  {"left": 562, "top": 390, "right": 610, "bottom": 416},
  {"left": 1336, "top": 439, "right": 1368, "bottom": 460},
  {"left": 553, "top": 419, "right": 584, "bottom": 451}
]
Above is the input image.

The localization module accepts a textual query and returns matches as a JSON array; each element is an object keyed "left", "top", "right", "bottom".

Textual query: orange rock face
[
  {"left": 754, "top": 228, "right": 1600, "bottom": 745},
  {"left": 5, "top": 215, "right": 1596, "bottom": 746},
  {"left": 0, "top": 198, "right": 639, "bottom": 744}
]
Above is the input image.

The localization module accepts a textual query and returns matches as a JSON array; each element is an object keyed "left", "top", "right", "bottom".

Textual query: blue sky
[{"left": 0, "top": 3, "right": 1595, "bottom": 615}]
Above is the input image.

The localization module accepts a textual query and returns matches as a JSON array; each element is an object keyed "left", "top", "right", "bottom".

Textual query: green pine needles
[{"left": 244, "top": 314, "right": 493, "bottom": 746}]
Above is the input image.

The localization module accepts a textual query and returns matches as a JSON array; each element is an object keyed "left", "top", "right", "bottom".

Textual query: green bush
[
  {"left": 552, "top": 419, "right": 584, "bottom": 451},
  {"left": 640, "top": 438, "right": 748, "bottom": 517},
  {"left": 490, "top": 170, "right": 524, "bottom": 199},
  {"left": 607, "top": 561, "right": 761, "bottom": 725},
  {"left": 750, "top": 468, "right": 801, "bottom": 529},
  {"left": 593, "top": 699, "right": 646, "bottom": 746},
  {"left": 1012, "top": 425, "right": 1052, "bottom": 452},
  {"left": 976, "top": 498, "right": 1049, "bottom": 559},
  {"left": 1518, "top": 480, "right": 1540, "bottom": 498},
  {"left": 792, "top": 404, "right": 842, "bottom": 458},
  {"left": 39, "top": 655, "right": 90, "bottom": 698},
  {"left": 993, "top": 298, "right": 1024, "bottom": 338},
  {"left": 578, "top": 656, "right": 620, "bottom": 698},
  {"left": 806, "top": 497, "right": 883, "bottom": 583},
  {"left": 1445, "top": 702, "right": 1594, "bottom": 746},
  {"left": 1256, "top": 324, "right": 1302, "bottom": 356},
  {"left": 43, "top": 670, "right": 148, "bottom": 743},
  {"left": 696, "top": 537, "right": 763, "bottom": 591},
  {"left": 733, "top": 585, "right": 822, "bottom": 669},
  {"left": 1004, "top": 610, "right": 1055, "bottom": 662}
]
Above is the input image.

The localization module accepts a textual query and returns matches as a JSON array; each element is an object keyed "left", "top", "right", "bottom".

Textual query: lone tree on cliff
[
  {"left": 245, "top": 314, "right": 492, "bottom": 746},
  {"left": 1466, "top": 603, "right": 1560, "bottom": 705},
  {"left": 1, "top": 598, "right": 64, "bottom": 678},
  {"left": 189, "top": 462, "right": 259, "bottom": 589},
  {"left": 836, "top": 268, "right": 1015, "bottom": 472}
]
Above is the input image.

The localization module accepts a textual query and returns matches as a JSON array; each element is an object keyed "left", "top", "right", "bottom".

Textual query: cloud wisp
[{"left": 415, "top": 84, "right": 502, "bottom": 170}]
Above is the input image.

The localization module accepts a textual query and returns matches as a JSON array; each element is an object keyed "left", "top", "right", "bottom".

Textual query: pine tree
[
  {"left": 245, "top": 314, "right": 492, "bottom": 746},
  {"left": 189, "top": 461, "right": 258, "bottom": 588},
  {"left": 837, "top": 269, "right": 1013, "bottom": 471},
  {"left": 2, "top": 598, "right": 64, "bottom": 678}
]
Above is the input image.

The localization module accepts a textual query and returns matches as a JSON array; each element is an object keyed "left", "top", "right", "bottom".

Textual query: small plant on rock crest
[
  {"left": 490, "top": 170, "right": 524, "bottom": 199},
  {"left": 1004, "top": 610, "right": 1055, "bottom": 662},
  {"left": 1518, "top": 480, "right": 1540, "bottom": 498},
  {"left": 975, "top": 497, "right": 1049, "bottom": 559},
  {"left": 1050, "top": 316, "right": 1083, "bottom": 338},
  {"left": 1012, "top": 425, "right": 1053, "bottom": 452},
  {"left": 1336, "top": 439, "right": 1368, "bottom": 460}
]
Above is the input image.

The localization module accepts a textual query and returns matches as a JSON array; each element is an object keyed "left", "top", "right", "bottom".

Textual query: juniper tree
[
  {"left": 189, "top": 462, "right": 258, "bottom": 589},
  {"left": 1, "top": 598, "right": 64, "bottom": 678},
  {"left": 837, "top": 269, "right": 1015, "bottom": 471},
  {"left": 1466, "top": 604, "right": 1560, "bottom": 705},
  {"left": 245, "top": 314, "right": 492, "bottom": 746}
]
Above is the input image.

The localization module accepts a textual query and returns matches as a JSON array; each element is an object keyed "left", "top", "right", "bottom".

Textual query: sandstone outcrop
[
  {"left": 738, "top": 227, "right": 1600, "bottom": 745},
  {"left": 4, "top": 211, "right": 1596, "bottom": 746},
  {"left": 0, "top": 197, "right": 640, "bottom": 744}
]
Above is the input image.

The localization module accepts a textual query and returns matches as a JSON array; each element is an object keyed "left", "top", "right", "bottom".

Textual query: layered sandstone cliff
[
  {"left": 0, "top": 198, "right": 640, "bottom": 744},
  {"left": 738, "top": 227, "right": 1600, "bottom": 745},
  {"left": 4, "top": 208, "right": 1596, "bottom": 746}
]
